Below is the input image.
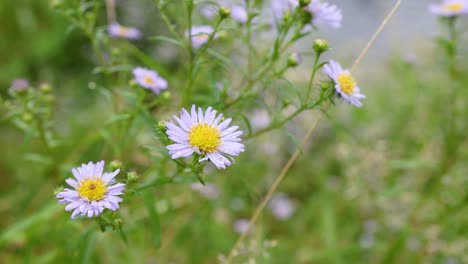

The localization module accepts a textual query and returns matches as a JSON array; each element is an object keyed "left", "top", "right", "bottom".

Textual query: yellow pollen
[
  {"left": 118, "top": 27, "right": 130, "bottom": 35},
  {"left": 77, "top": 177, "right": 107, "bottom": 201},
  {"left": 188, "top": 123, "right": 221, "bottom": 153},
  {"left": 143, "top": 76, "right": 155, "bottom": 85},
  {"left": 194, "top": 34, "right": 209, "bottom": 42},
  {"left": 443, "top": 3, "right": 464, "bottom": 12},
  {"left": 337, "top": 73, "right": 356, "bottom": 95}
]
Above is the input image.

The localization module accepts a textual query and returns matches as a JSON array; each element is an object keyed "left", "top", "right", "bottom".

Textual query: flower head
[
  {"left": 186, "top": 25, "right": 217, "bottom": 49},
  {"left": 233, "top": 219, "right": 253, "bottom": 234},
  {"left": 10, "top": 79, "right": 29, "bottom": 92},
  {"left": 268, "top": 193, "right": 295, "bottom": 220},
  {"left": 166, "top": 105, "right": 244, "bottom": 169},
  {"left": 132, "top": 67, "right": 168, "bottom": 94},
  {"left": 303, "top": 0, "right": 342, "bottom": 28},
  {"left": 270, "top": 0, "right": 341, "bottom": 29},
  {"left": 108, "top": 23, "right": 141, "bottom": 39},
  {"left": 56, "top": 161, "right": 125, "bottom": 218},
  {"left": 429, "top": 0, "right": 468, "bottom": 16},
  {"left": 323, "top": 60, "right": 366, "bottom": 107}
]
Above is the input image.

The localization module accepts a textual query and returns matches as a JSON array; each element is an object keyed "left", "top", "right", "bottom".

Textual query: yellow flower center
[
  {"left": 77, "top": 178, "right": 107, "bottom": 201},
  {"left": 118, "top": 27, "right": 130, "bottom": 36},
  {"left": 188, "top": 123, "right": 221, "bottom": 153},
  {"left": 337, "top": 73, "right": 356, "bottom": 95},
  {"left": 144, "top": 76, "right": 155, "bottom": 85},
  {"left": 194, "top": 34, "right": 209, "bottom": 42},
  {"left": 443, "top": 3, "right": 464, "bottom": 12}
]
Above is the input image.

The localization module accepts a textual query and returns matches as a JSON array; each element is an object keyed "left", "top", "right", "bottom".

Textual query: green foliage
[{"left": 1, "top": 1, "right": 467, "bottom": 264}]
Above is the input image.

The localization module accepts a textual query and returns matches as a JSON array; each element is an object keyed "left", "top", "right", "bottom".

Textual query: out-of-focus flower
[
  {"left": 268, "top": 193, "right": 295, "bottom": 220},
  {"left": 10, "top": 79, "right": 29, "bottom": 92},
  {"left": 270, "top": 0, "right": 341, "bottom": 29},
  {"left": 323, "top": 60, "right": 366, "bottom": 107},
  {"left": 287, "top": 52, "right": 303, "bottom": 67},
  {"left": 186, "top": 25, "right": 217, "bottom": 49},
  {"left": 271, "top": 0, "right": 296, "bottom": 20},
  {"left": 56, "top": 161, "right": 125, "bottom": 219},
  {"left": 429, "top": 0, "right": 468, "bottom": 16},
  {"left": 201, "top": 1, "right": 248, "bottom": 24},
  {"left": 132, "top": 67, "right": 168, "bottom": 94},
  {"left": 302, "top": 0, "right": 342, "bottom": 29},
  {"left": 108, "top": 23, "right": 141, "bottom": 39},
  {"left": 231, "top": 5, "right": 248, "bottom": 23},
  {"left": 190, "top": 183, "right": 220, "bottom": 200},
  {"left": 166, "top": 105, "right": 244, "bottom": 169},
  {"left": 233, "top": 219, "right": 253, "bottom": 234}
]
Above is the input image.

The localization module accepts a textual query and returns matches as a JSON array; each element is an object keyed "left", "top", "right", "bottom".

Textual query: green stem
[{"left": 305, "top": 53, "right": 321, "bottom": 105}]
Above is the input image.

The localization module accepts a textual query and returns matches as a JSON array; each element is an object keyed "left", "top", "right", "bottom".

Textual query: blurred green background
[{"left": 1, "top": 0, "right": 467, "bottom": 263}]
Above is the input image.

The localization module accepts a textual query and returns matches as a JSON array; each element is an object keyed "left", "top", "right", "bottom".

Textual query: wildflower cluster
[{"left": 43, "top": 0, "right": 366, "bottom": 220}]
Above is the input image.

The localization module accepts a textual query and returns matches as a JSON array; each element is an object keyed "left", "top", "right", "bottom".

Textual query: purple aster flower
[
  {"left": 271, "top": 0, "right": 296, "bottom": 20},
  {"left": 108, "top": 23, "right": 141, "bottom": 39},
  {"left": 231, "top": 5, "right": 248, "bottom": 24},
  {"left": 10, "top": 78, "right": 29, "bottom": 92},
  {"left": 132, "top": 67, "right": 168, "bottom": 94},
  {"left": 166, "top": 105, "right": 244, "bottom": 169},
  {"left": 233, "top": 219, "right": 253, "bottom": 234},
  {"left": 429, "top": 0, "right": 468, "bottom": 16},
  {"left": 323, "top": 60, "right": 366, "bottom": 107},
  {"left": 303, "top": 0, "right": 342, "bottom": 29},
  {"left": 268, "top": 193, "right": 295, "bottom": 220},
  {"left": 56, "top": 161, "right": 125, "bottom": 219},
  {"left": 186, "top": 25, "right": 217, "bottom": 49}
]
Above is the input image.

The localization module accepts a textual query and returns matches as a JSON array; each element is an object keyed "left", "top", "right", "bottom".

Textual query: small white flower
[
  {"left": 132, "top": 67, "right": 168, "bottom": 94},
  {"left": 323, "top": 60, "right": 366, "bottom": 107},
  {"left": 166, "top": 105, "right": 244, "bottom": 169},
  {"left": 56, "top": 161, "right": 125, "bottom": 219},
  {"left": 108, "top": 23, "right": 141, "bottom": 39},
  {"left": 429, "top": 0, "right": 468, "bottom": 16},
  {"left": 186, "top": 25, "right": 217, "bottom": 49}
]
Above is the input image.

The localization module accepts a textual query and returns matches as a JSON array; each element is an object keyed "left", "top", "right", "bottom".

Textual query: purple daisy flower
[
  {"left": 10, "top": 79, "right": 29, "bottom": 92},
  {"left": 166, "top": 105, "right": 244, "bottom": 169},
  {"left": 429, "top": 0, "right": 468, "bottom": 16},
  {"left": 268, "top": 193, "right": 296, "bottom": 220},
  {"left": 132, "top": 67, "right": 168, "bottom": 94},
  {"left": 303, "top": 0, "right": 342, "bottom": 29},
  {"left": 186, "top": 25, "right": 217, "bottom": 49},
  {"left": 108, "top": 23, "right": 141, "bottom": 39},
  {"left": 323, "top": 60, "right": 366, "bottom": 107},
  {"left": 56, "top": 161, "right": 125, "bottom": 219}
]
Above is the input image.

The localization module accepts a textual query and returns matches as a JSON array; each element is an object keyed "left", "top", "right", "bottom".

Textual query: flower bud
[
  {"left": 161, "top": 91, "right": 171, "bottom": 100},
  {"left": 49, "top": 0, "right": 62, "bottom": 8},
  {"left": 287, "top": 52, "right": 303, "bottom": 67},
  {"left": 313, "top": 39, "right": 330, "bottom": 54},
  {"left": 109, "top": 160, "right": 123, "bottom": 171},
  {"left": 53, "top": 186, "right": 64, "bottom": 196},
  {"left": 299, "top": 0, "right": 311, "bottom": 7},
  {"left": 22, "top": 112, "right": 33, "bottom": 122},
  {"left": 39, "top": 83, "right": 52, "bottom": 93},
  {"left": 127, "top": 171, "right": 139, "bottom": 183},
  {"left": 219, "top": 6, "right": 231, "bottom": 19},
  {"left": 157, "top": 121, "right": 167, "bottom": 132},
  {"left": 113, "top": 218, "right": 124, "bottom": 229}
]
